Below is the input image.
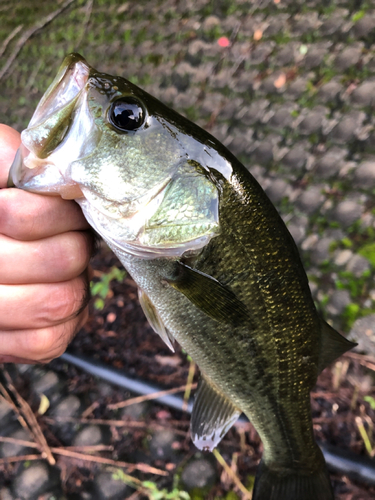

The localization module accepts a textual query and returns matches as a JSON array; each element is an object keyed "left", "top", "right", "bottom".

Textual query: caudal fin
[{"left": 252, "top": 459, "right": 333, "bottom": 500}]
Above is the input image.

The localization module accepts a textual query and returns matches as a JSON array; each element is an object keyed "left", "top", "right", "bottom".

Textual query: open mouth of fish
[{"left": 8, "top": 54, "right": 96, "bottom": 200}]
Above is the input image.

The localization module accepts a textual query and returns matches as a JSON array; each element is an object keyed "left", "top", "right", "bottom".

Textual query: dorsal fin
[
  {"left": 138, "top": 288, "right": 175, "bottom": 352},
  {"left": 191, "top": 376, "right": 241, "bottom": 451},
  {"left": 318, "top": 319, "right": 357, "bottom": 373}
]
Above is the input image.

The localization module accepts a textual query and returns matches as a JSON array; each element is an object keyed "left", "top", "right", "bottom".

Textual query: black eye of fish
[{"left": 109, "top": 98, "right": 145, "bottom": 131}]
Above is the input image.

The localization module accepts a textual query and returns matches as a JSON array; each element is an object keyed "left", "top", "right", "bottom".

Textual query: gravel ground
[{"left": 1, "top": 0, "right": 375, "bottom": 498}]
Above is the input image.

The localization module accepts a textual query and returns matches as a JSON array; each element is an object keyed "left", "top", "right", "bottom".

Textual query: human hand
[{"left": 0, "top": 124, "right": 93, "bottom": 364}]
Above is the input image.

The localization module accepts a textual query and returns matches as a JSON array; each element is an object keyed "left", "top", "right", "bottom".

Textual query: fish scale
[{"left": 9, "top": 53, "right": 357, "bottom": 500}]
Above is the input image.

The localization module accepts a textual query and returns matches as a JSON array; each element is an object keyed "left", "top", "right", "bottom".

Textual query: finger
[
  {"left": 0, "top": 306, "right": 89, "bottom": 364},
  {"left": 0, "top": 124, "right": 20, "bottom": 188},
  {"left": 0, "top": 188, "right": 90, "bottom": 240},
  {"left": 0, "top": 272, "right": 90, "bottom": 330},
  {"left": 0, "top": 231, "right": 94, "bottom": 284}
]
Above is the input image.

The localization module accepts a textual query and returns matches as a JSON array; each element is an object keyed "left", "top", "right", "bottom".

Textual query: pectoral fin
[
  {"left": 191, "top": 376, "right": 241, "bottom": 451},
  {"left": 318, "top": 319, "right": 357, "bottom": 373},
  {"left": 138, "top": 288, "right": 175, "bottom": 352},
  {"left": 167, "top": 262, "right": 251, "bottom": 326}
]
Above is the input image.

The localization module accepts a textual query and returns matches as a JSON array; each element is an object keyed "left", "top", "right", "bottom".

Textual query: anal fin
[
  {"left": 138, "top": 288, "right": 175, "bottom": 352},
  {"left": 191, "top": 376, "right": 241, "bottom": 451},
  {"left": 318, "top": 319, "right": 357, "bottom": 373}
]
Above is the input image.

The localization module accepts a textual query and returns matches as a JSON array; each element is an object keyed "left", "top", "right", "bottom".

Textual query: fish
[{"left": 9, "top": 53, "right": 356, "bottom": 500}]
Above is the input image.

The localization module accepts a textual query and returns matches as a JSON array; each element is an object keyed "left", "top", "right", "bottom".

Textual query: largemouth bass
[{"left": 9, "top": 54, "right": 356, "bottom": 500}]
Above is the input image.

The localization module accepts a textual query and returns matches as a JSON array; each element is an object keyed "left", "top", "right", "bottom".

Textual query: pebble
[
  {"left": 327, "top": 290, "right": 352, "bottom": 317},
  {"left": 349, "top": 315, "right": 375, "bottom": 356},
  {"left": 92, "top": 470, "right": 131, "bottom": 500},
  {"left": 72, "top": 424, "right": 104, "bottom": 447},
  {"left": 32, "top": 371, "right": 60, "bottom": 395},
  {"left": 121, "top": 401, "right": 148, "bottom": 420},
  {"left": 346, "top": 254, "right": 371, "bottom": 277},
  {"left": 181, "top": 457, "right": 217, "bottom": 490},
  {"left": 52, "top": 395, "right": 81, "bottom": 418},
  {"left": 0, "top": 428, "right": 33, "bottom": 458},
  {"left": 334, "top": 249, "right": 353, "bottom": 267},
  {"left": 310, "top": 237, "right": 334, "bottom": 266},
  {"left": 329, "top": 201, "right": 363, "bottom": 228},
  {"left": 351, "top": 81, "right": 375, "bottom": 107},
  {"left": 295, "top": 187, "right": 325, "bottom": 215},
  {"left": 354, "top": 160, "right": 375, "bottom": 189},
  {"left": 12, "top": 462, "right": 59, "bottom": 500},
  {"left": 149, "top": 429, "right": 178, "bottom": 461}
]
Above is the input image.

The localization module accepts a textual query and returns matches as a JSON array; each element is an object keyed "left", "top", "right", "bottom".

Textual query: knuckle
[
  {"left": 47, "top": 275, "right": 90, "bottom": 323},
  {"left": 26, "top": 327, "right": 61, "bottom": 357},
  {"left": 57, "top": 232, "right": 92, "bottom": 278},
  {"left": 0, "top": 189, "right": 38, "bottom": 239}
]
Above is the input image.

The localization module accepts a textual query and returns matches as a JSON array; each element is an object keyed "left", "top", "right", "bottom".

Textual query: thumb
[{"left": 0, "top": 124, "right": 21, "bottom": 189}]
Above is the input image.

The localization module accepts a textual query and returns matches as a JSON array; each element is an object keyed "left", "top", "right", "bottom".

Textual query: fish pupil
[{"left": 109, "top": 98, "right": 144, "bottom": 131}]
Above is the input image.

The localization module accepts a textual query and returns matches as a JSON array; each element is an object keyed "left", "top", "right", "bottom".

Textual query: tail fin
[{"left": 252, "top": 459, "right": 333, "bottom": 500}]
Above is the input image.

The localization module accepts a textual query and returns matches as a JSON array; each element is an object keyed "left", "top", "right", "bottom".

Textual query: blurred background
[{"left": 1, "top": 1, "right": 375, "bottom": 499}]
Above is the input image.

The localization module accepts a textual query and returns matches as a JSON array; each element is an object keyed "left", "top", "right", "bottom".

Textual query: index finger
[{"left": 0, "top": 124, "right": 21, "bottom": 188}]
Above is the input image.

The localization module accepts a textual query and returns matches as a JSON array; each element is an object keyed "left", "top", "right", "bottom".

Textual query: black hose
[{"left": 59, "top": 351, "right": 375, "bottom": 486}]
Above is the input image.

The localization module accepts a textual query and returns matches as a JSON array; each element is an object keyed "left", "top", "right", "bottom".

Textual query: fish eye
[{"left": 108, "top": 97, "right": 145, "bottom": 132}]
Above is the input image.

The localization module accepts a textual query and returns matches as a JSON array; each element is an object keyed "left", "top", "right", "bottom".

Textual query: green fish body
[{"left": 9, "top": 54, "right": 356, "bottom": 500}]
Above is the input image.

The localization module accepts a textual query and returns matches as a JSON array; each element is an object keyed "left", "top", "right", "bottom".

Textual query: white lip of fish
[{"left": 9, "top": 57, "right": 92, "bottom": 199}]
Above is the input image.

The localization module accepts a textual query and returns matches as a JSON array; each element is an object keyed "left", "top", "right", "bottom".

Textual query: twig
[
  {"left": 0, "top": 0, "right": 77, "bottom": 81},
  {"left": 2, "top": 370, "right": 55, "bottom": 465},
  {"left": 108, "top": 382, "right": 197, "bottom": 410},
  {"left": 0, "top": 24, "right": 23, "bottom": 59},
  {"left": 344, "top": 352, "right": 375, "bottom": 372},
  {"left": 0, "top": 454, "right": 41, "bottom": 465},
  {"left": 81, "top": 400, "right": 100, "bottom": 418},
  {"left": 43, "top": 416, "right": 189, "bottom": 437},
  {"left": 76, "top": 0, "right": 93, "bottom": 47},
  {"left": 0, "top": 436, "right": 113, "bottom": 453},
  {"left": 183, "top": 360, "right": 196, "bottom": 412},
  {"left": 48, "top": 448, "right": 168, "bottom": 475},
  {"left": 213, "top": 449, "right": 252, "bottom": 499}
]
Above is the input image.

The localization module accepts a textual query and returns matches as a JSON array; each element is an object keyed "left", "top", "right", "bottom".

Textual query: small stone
[
  {"left": 287, "top": 215, "right": 308, "bottom": 245},
  {"left": 301, "top": 234, "right": 319, "bottom": 251},
  {"left": 149, "top": 429, "right": 178, "bottom": 461},
  {"left": 0, "top": 488, "right": 13, "bottom": 500},
  {"left": 354, "top": 161, "right": 375, "bottom": 189},
  {"left": 310, "top": 237, "right": 334, "bottom": 265},
  {"left": 72, "top": 425, "right": 103, "bottom": 447},
  {"left": 0, "top": 428, "right": 33, "bottom": 458},
  {"left": 252, "top": 142, "right": 274, "bottom": 165},
  {"left": 327, "top": 290, "right": 352, "bottom": 316},
  {"left": 350, "top": 81, "right": 375, "bottom": 107},
  {"left": 265, "top": 179, "right": 290, "bottom": 204},
  {"left": 352, "top": 16, "right": 375, "bottom": 39},
  {"left": 349, "top": 315, "right": 375, "bottom": 356},
  {"left": 295, "top": 187, "right": 325, "bottom": 215},
  {"left": 304, "top": 47, "right": 326, "bottom": 69},
  {"left": 330, "top": 201, "right": 363, "bottom": 228},
  {"left": 12, "top": 462, "right": 59, "bottom": 499},
  {"left": 181, "top": 458, "right": 217, "bottom": 490},
  {"left": 33, "top": 371, "right": 60, "bottom": 395},
  {"left": 0, "top": 399, "right": 13, "bottom": 424},
  {"left": 52, "top": 395, "right": 81, "bottom": 418},
  {"left": 334, "top": 249, "right": 353, "bottom": 267},
  {"left": 318, "top": 81, "right": 343, "bottom": 104},
  {"left": 121, "top": 402, "right": 148, "bottom": 420},
  {"left": 334, "top": 47, "right": 362, "bottom": 71},
  {"left": 314, "top": 148, "right": 346, "bottom": 178},
  {"left": 281, "top": 147, "right": 307, "bottom": 171},
  {"left": 346, "top": 254, "right": 371, "bottom": 277},
  {"left": 330, "top": 117, "right": 357, "bottom": 143},
  {"left": 298, "top": 111, "right": 324, "bottom": 135},
  {"left": 93, "top": 471, "right": 131, "bottom": 500}
]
